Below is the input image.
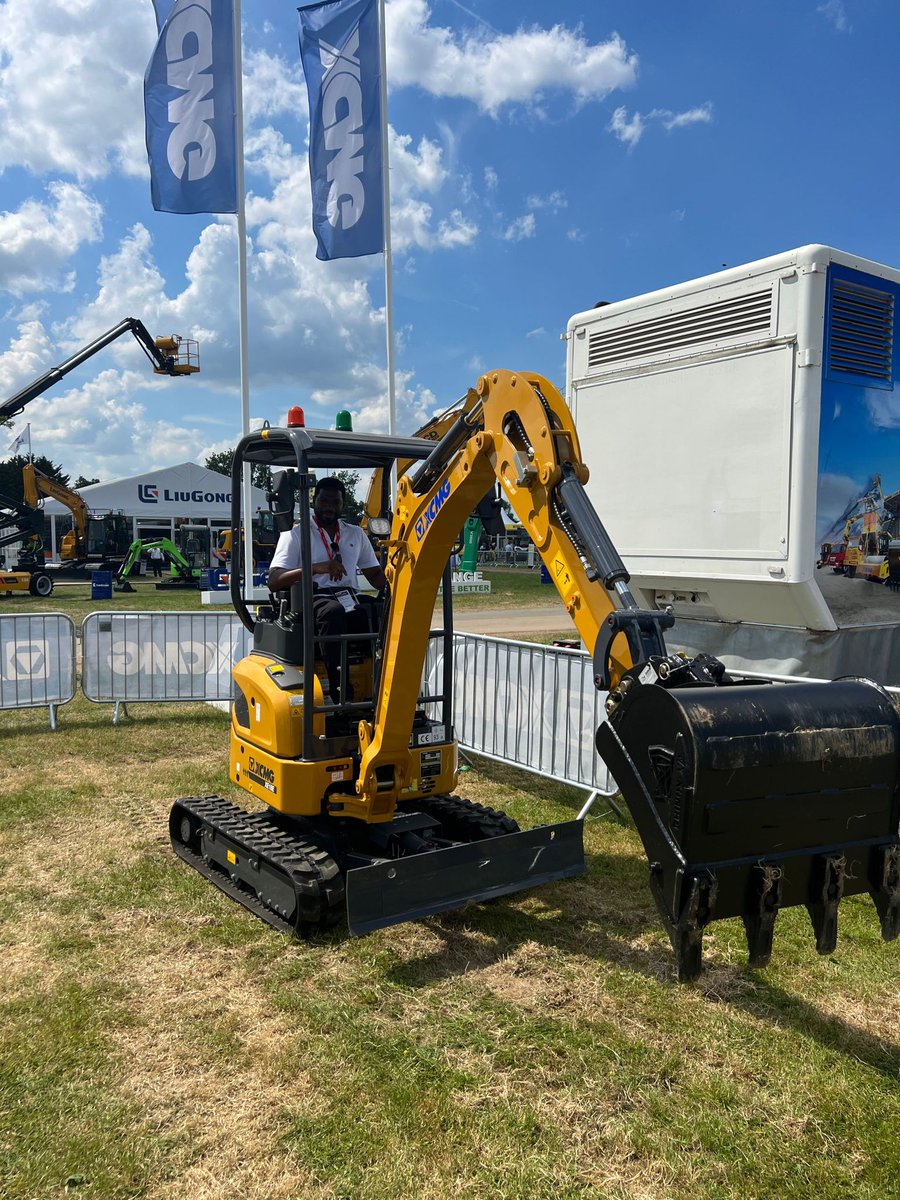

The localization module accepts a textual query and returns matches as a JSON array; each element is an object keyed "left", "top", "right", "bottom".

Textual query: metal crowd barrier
[
  {"left": 426, "top": 632, "right": 617, "bottom": 804},
  {"left": 0, "top": 612, "right": 77, "bottom": 730},
  {"left": 15, "top": 610, "right": 614, "bottom": 799},
  {"left": 81, "top": 611, "right": 252, "bottom": 722}
]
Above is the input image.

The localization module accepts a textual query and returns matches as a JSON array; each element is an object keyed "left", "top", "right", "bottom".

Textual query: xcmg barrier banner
[
  {"left": 298, "top": 0, "right": 384, "bottom": 260},
  {"left": 82, "top": 612, "right": 251, "bottom": 702},
  {"left": 145, "top": 0, "right": 237, "bottom": 214},
  {"left": 79, "top": 613, "right": 611, "bottom": 795},
  {"left": 0, "top": 614, "right": 76, "bottom": 710}
]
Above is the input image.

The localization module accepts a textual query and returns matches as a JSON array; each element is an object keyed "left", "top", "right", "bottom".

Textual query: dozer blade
[
  {"left": 598, "top": 676, "right": 900, "bottom": 981},
  {"left": 346, "top": 819, "right": 585, "bottom": 935}
]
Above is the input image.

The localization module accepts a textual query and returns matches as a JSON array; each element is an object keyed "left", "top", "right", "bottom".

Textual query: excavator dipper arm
[{"left": 357, "top": 370, "right": 900, "bottom": 979}]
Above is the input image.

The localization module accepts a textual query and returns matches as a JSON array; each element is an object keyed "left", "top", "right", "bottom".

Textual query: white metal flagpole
[
  {"left": 377, "top": 0, "right": 397, "bottom": 452},
  {"left": 232, "top": 0, "right": 254, "bottom": 598},
  {"left": 26, "top": 422, "right": 32, "bottom": 463}
]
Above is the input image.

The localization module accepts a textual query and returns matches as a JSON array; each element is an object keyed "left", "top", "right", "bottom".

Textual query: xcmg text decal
[{"left": 415, "top": 480, "right": 452, "bottom": 541}]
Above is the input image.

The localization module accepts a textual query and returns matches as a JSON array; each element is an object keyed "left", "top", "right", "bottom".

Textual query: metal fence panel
[
  {"left": 426, "top": 632, "right": 614, "bottom": 795},
  {"left": 81, "top": 611, "right": 252, "bottom": 702},
  {"left": 0, "top": 613, "right": 77, "bottom": 710}
]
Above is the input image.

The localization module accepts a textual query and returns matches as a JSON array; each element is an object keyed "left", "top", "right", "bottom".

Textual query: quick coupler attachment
[
  {"left": 597, "top": 676, "right": 900, "bottom": 980},
  {"left": 345, "top": 819, "right": 585, "bottom": 935}
]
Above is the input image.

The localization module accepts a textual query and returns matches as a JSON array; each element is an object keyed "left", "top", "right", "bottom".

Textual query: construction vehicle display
[
  {"left": 212, "top": 513, "right": 278, "bottom": 566},
  {"left": 169, "top": 371, "right": 900, "bottom": 980},
  {"left": 0, "top": 510, "right": 52, "bottom": 594},
  {"left": 22, "top": 463, "right": 131, "bottom": 565},
  {"left": 0, "top": 488, "right": 51, "bottom": 594},
  {"left": 0, "top": 317, "right": 197, "bottom": 593},
  {"left": 114, "top": 527, "right": 208, "bottom": 592}
]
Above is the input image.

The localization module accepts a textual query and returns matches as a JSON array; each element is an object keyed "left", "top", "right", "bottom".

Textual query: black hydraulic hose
[
  {"left": 555, "top": 464, "right": 631, "bottom": 593},
  {"left": 408, "top": 400, "right": 483, "bottom": 495}
]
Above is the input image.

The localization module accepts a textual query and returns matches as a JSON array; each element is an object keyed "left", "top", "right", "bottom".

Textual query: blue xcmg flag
[
  {"left": 144, "top": 0, "right": 237, "bottom": 214},
  {"left": 298, "top": 0, "right": 384, "bottom": 260}
]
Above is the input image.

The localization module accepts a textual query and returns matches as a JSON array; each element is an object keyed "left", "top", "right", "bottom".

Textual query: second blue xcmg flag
[{"left": 298, "top": 0, "right": 385, "bottom": 260}]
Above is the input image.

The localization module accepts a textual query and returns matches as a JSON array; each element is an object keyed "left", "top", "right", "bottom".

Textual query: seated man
[{"left": 267, "top": 476, "right": 386, "bottom": 703}]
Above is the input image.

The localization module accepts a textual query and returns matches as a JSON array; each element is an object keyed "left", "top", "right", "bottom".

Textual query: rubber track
[
  {"left": 171, "top": 794, "right": 345, "bottom": 935},
  {"left": 404, "top": 793, "right": 520, "bottom": 840}
]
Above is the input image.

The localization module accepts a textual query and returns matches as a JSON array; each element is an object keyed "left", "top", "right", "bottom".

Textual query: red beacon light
[{"left": 287, "top": 405, "right": 305, "bottom": 427}]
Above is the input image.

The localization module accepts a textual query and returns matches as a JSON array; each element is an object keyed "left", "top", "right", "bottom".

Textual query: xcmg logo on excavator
[
  {"left": 247, "top": 756, "right": 276, "bottom": 790},
  {"left": 415, "top": 481, "right": 452, "bottom": 542}
]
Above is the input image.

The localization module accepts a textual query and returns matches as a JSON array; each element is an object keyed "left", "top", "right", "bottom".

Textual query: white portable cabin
[{"left": 566, "top": 245, "right": 900, "bottom": 682}]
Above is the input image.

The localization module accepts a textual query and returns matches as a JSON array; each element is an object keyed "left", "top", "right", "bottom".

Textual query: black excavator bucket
[
  {"left": 346, "top": 819, "right": 585, "bottom": 935},
  {"left": 597, "top": 676, "right": 900, "bottom": 980}
]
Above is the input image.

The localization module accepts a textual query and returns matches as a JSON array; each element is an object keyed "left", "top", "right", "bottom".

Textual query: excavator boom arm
[
  {"left": 22, "top": 463, "right": 89, "bottom": 543},
  {"left": 356, "top": 370, "right": 651, "bottom": 800}
]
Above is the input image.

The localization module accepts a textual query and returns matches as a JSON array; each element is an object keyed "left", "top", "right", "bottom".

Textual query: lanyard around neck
[{"left": 313, "top": 517, "right": 341, "bottom": 559}]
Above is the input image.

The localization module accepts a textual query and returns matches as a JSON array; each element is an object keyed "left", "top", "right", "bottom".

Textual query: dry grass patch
[{"left": 1, "top": 699, "right": 899, "bottom": 1200}]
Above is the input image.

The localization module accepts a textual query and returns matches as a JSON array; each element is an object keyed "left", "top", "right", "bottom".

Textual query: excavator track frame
[
  {"left": 171, "top": 793, "right": 584, "bottom": 938},
  {"left": 170, "top": 795, "right": 345, "bottom": 935}
]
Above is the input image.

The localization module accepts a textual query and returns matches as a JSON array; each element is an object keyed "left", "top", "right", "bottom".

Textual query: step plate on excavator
[{"left": 346, "top": 819, "right": 585, "bottom": 935}]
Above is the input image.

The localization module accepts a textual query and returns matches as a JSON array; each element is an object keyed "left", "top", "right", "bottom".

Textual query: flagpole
[
  {"left": 232, "top": 0, "right": 254, "bottom": 598},
  {"left": 26, "top": 422, "right": 32, "bottom": 463},
  {"left": 377, "top": 0, "right": 397, "bottom": 459}
]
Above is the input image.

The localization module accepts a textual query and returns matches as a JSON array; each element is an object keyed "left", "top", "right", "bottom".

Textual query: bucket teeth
[
  {"left": 672, "top": 871, "right": 717, "bottom": 983},
  {"left": 871, "top": 844, "right": 900, "bottom": 942},
  {"left": 806, "top": 854, "right": 847, "bottom": 956},
  {"left": 742, "top": 863, "right": 783, "bottom": 968}
]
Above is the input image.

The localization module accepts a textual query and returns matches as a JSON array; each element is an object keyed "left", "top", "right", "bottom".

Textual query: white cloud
[
  {"left": 818, "top": 0, "right": 851, "bottom": 32},
  {"left": 527, "top": 191, "right": 567, "bottom": 212},
  {"left": 653, "top": 104, "right": 714, "bottom": 130},
  {"left": 386, "top": 0, "right": 638, "bottom": 116},
  {"left": 0, "top": 0, "right": 154, "bottom": 180},
  {"left": 608, "top": 103, "right": 713, "bottom": 147},
  {"left": 502, "top": 214, "right": 536, "bottom": 242},
  {"left": 484, "top": 166, "right": 499, "bottom": 190},
  {"left": 567, "top": 228, "right": 585, "bottom": 242},
  {"left": 242, "top": 47, "right": 307, "bottom": 123},
  {"left": 389, "top": 130, "right": 448, "bottom": 199},
  {"left": 525, "top": 327, "right": 546, "bottom": 339},
  {"left": 0, "top": 183, "right": 103, "bottom": 296},
  {"left": 0, "top": 319, "right": 55, "bottom": 396},
  {"left": 13, "top": 364, "right": 214, "bottom": 480},
  {"left": 608, "top": 106, "right": 645, "bottom": 148}
]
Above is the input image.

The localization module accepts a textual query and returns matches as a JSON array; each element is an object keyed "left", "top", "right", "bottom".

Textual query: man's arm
[
  {"left": 360, "top": 564, "right": 387, "bottom": 590},
  {"left": 268, "top": 558, "right": 346, "bottom": 591}
]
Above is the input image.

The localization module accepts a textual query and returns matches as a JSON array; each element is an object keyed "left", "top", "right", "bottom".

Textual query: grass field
[{"left": 0, "top": 581, "right": 898, "bottom": 1199}]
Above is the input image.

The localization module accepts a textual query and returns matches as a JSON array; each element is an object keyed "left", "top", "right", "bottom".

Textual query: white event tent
[{"left": 40, "top": 462, "right": 270, "bottom": 560}]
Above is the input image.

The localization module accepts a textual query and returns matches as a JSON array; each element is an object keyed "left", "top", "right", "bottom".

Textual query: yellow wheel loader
[{"left": 170, "top": 371, "right": 900, "bottom": 980}]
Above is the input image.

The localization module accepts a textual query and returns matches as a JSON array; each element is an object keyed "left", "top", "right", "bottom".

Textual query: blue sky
[{"left": 0, "top": 0, "right": 898, "bottom": 482}]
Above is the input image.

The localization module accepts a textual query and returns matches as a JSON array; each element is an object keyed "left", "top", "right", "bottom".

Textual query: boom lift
[
  {"left": 0, "top": 317, "right": 197, "bottom": 592},
  {"left": 170, "top": 371, "right": 900, "bottom": 979},
  {"left": 0, "top": 316, "right": 198, "bottom": 429}
]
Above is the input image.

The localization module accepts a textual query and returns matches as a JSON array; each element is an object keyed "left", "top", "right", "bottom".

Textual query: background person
[{"left": 147, "top": 545, "right": 165, "bottom": 578}]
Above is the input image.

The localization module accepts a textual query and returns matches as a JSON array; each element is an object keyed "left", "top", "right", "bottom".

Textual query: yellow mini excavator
[{"left": 170, "top": 371, "right": 900, "bottom": 979}]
